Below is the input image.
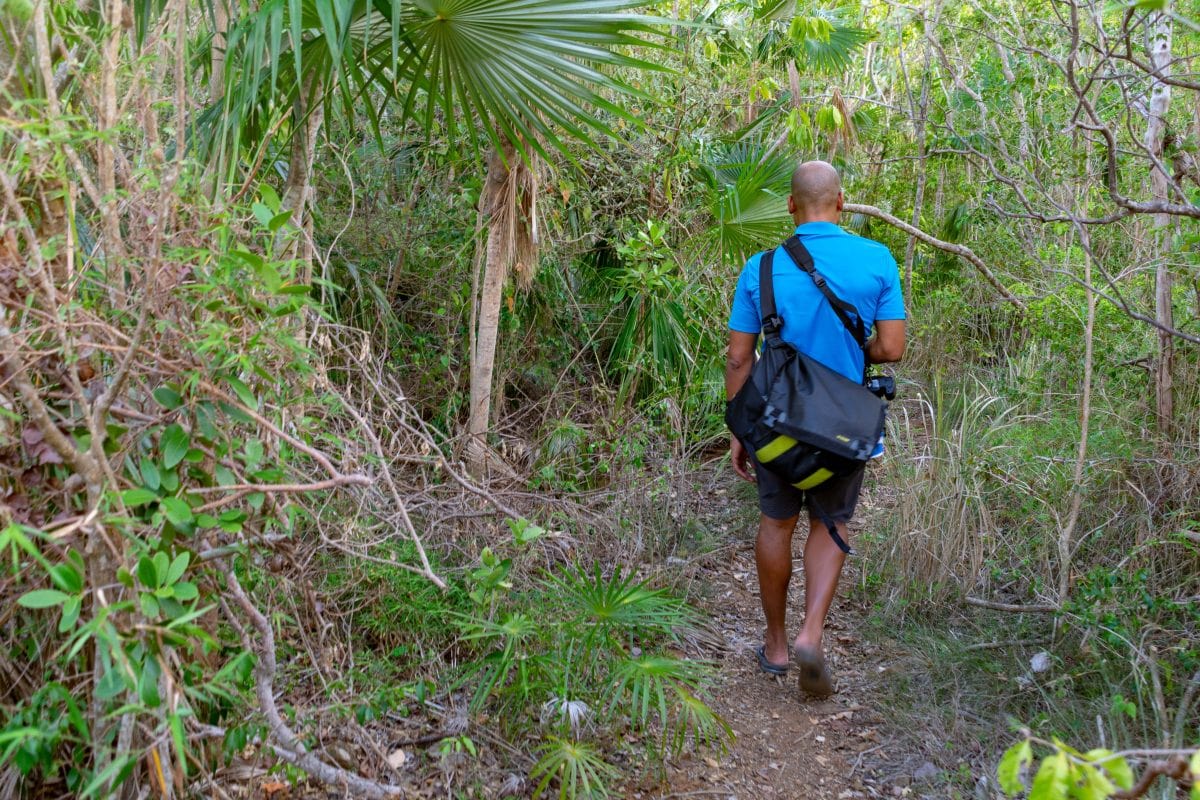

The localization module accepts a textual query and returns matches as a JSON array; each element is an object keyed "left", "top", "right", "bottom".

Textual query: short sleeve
[
  {"left": 728, "top": 254, "right": 763, "bottom": 333},
  {"left": 875, "top": 251, "right": 906, "bottom": 321}
]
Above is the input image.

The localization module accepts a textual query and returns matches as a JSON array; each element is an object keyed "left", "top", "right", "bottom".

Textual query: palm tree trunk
[
  {"left": 210, "top": 0, "right": 228, "bottom": 105},
  {"left": 466, "top": 145, "right": 514, "bottom": 473},
  {"left": 281, "top": 73, "right": 324, "bottom": 282}
]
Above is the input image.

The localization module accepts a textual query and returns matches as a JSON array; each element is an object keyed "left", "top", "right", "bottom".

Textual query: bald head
[{"left": 789, "top": 160, "right": 842, "bottom": 220}]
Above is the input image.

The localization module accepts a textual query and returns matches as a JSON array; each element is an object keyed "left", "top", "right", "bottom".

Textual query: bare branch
[
  {"left": 0, "top": 324, "right": 97, "bottom": 479},
  {"left": 843, "top": 203, "right": 1028, "bottom": 311},
  {"left": 964, "top": 596, "right": 1059, "bottom": 613},
  {"left": 224, "top": 570, "right": 403, "bottom": 799}
]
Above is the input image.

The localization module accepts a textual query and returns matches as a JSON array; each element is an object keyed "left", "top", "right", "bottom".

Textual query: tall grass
[{"left": 871, "top": 376, "right": 1042, "bottom": 601}]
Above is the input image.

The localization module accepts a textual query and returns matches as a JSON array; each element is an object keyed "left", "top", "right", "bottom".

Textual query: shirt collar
[{"left": 794, "top": 221, "right": 844, "bottom": 235}]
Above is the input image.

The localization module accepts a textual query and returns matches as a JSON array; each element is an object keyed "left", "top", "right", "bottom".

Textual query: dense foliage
[{"left": 0, "top": 0, "right": 1197, "bottom": 798}]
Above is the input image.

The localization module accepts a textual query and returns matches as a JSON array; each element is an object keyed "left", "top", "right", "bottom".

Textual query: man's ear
[
  {"left": 836, "top": 191, "right": 844, "bottom": 212},
  {"left": 787, "top": 195, "right": 797, "bottom": 215}
]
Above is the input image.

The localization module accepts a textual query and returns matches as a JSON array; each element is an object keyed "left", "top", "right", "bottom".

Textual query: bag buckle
[{"left": 762, "top": 314, "right": 784, "bottom": 336}]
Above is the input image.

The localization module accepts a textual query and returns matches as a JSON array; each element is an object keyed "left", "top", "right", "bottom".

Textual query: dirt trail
[{"left": 641, "top": 479, "right": 942, "bottom": 800}]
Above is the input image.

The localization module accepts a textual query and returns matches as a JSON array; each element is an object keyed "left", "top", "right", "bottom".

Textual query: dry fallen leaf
[
  {"left": 387, "top": 748, "right": 408, "bottom": 769},
  {"left": 262, "top": 780, "right": 288, "bottom": 799}
]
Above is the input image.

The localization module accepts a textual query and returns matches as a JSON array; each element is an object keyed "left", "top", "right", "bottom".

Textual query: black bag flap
[{"left": 762, "top": 352, "right": 885, "bottom": 460}]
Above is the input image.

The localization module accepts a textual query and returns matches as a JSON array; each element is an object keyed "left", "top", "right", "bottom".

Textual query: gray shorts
[{"left": 748, "top": 448, "right": 865, "bottom": 522}]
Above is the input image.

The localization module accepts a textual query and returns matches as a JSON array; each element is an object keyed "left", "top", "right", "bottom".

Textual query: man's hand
[{"left": 730, "top": 436, "right": 756, "bottom": 483}]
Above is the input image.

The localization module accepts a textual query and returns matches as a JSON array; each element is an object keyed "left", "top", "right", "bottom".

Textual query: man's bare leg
[
  {"left": 755, "top": 513, "right": 800, "bottom": 666},
  {"left": 793, "top": 514, "right": 848, "bottom": 652}
]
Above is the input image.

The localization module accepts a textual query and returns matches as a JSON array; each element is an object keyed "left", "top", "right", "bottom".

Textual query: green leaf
[
  {"left": 1030, "top": 752, "right": 1070, "bottom": 800},
  {"left": 998, "top": 739, "right": 1033, "bottom": 794},
  {"left": 268, "top": 210, "right": 293, "bottom": 232},
  {"left": 169, "top": 712, "right": 187, "bottom": 778},
  {"left": 244, "top": 439, "right": 264, "bottom": 467},
  {"left": 160, "top": 497, "right": 193, "bottom": 528},
  {"left": 49, "top": 563, "right": 83, "bottom": 594},
  {"left": 139, "top": 655, "right": 161, "bottom": 708},
  {"left": 173, "top": 581, "right": 199, "bottom": 601},
  {"left": 153, "top": 386, "right": 183, "bottom": 410},
  {"left": 1190, "top": 750, "right": 1200, "bottom": 800},
  {"left": 1070, "top": 762, "right": 1115, "bottom": 800},
  {"left": 259, "top": 184, "right": 281, "bottom": 214},
  {"left": 18, "top": 589, "right": 69, "bottom": 608},
  {"left": 159, "top": 596, "right": 185, "bottom": 619},
  {"left": 139, "top": 458, "right": 161, "bottom": 491},
  {"left": 80, "top": 753, "right": 136, "bottom": 799},
  {"left": 755, "top": 0, "right": 794, "bottom": 20},
  {"left": 137, "top": 555, "right": 157, "bottom": 588},
  {"left": 153, "top": 551, "right": 170, "bottom": 585},
  {"left": 122, "top": 488, "right": 159, "bottom": 507},
  {"left": 58, "top": 595, "right": 81, "bottom": 633},
  {"left": 226, "top": 377, "right": 257, "bottom": 411},
  {"left": 161, "top": 424, "right": 190, "bottom": 469},
  {"left": 215, "top": 465, "right": 236, "bottom": 486},
  {"left": 252, "top": 202, "right": 274, "bottom": 228},
  {"left": 166, "top": 552, "right": 190, "bottom": 585},
  {"left": 140, "top": 593, "right": 160, "bottom": 618},
  {"left": 1085, "top": 749, "right": 1133, "bottom": 790}
]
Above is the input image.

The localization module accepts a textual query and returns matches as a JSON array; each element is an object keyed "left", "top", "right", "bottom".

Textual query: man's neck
[{"left": 793, "top": 213, "right": 840, "bottom": 226}]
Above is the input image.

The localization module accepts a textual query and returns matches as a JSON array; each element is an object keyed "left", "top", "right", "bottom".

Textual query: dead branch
[
  {"left": 224, "top": 570, "right": 403, "bottom": 798},
  {"left": 0, "top": 324, "right": 98, "bottom": 480},
  {"left": 1111, "top": 755, "right": 1190, "bottom": 799},
  {"left": 843, "top": 202, "right": 1028, "bottom": 311},
  {"left": 964, "top": 596, "right": 1059, "bottom": 613},
  {"left": 327, "top": 387, "right": 448, "bottom": 590},
  {"left": 199, "top": 380, "right": 345, "bottom": 479}
]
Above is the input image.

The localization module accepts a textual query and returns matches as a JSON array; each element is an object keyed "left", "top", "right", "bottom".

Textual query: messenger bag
[{"left": 725, "top": 235, "right": 887, "bottom": 498}]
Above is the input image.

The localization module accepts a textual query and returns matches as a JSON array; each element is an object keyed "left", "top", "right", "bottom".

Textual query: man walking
[{"left": 725, "top": 161, "right": 906, "bottom": 697}]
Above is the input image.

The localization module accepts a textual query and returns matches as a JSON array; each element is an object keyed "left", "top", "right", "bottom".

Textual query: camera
[{"left": 866, "top": 374, "right": 896, "bottom": 401}]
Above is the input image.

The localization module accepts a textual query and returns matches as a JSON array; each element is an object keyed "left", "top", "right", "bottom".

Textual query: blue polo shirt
[{"left": 728, "top": 222, "right": 906, "bottom": 381}]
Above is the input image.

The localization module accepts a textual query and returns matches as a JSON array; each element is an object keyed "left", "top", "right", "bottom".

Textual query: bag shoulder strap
[
  {"left": 781, "top": 235, "right": 867, "bottom": 351},
  {"left": 757, "top": 249, "right": 785, "bottom": 341}
]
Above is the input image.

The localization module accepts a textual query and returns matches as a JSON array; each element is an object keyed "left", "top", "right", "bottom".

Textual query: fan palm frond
[
  {"left": 795, "top": 11, "right": 872, "bottom": 74},
  {"left": 200, "top": 0, "right": 665, "bottom": 183},
  {"left": 705, "top": 140, "right": 796, "bottom": 266},
  {"left": 756, "top": 4, "right": 872, "bottom": 75},
  {"left": 399, "top": 0, "right": 666, "bottom": 158}
]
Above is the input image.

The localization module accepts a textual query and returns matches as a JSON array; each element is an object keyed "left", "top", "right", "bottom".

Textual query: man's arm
[
  {"left": 726, "top": 330, "right": 758, "bottom": 482},
  {"left": 725, "top": 330, "right": 758, "bottom": 400},
  {"left": 867, "top": 319, "right": 905, "bottom": 364}
]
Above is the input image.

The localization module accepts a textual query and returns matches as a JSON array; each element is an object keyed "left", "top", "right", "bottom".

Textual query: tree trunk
[
  {"left": 281, "top": 74, "right": 324, "bottom": 281},
  {"left": 1143, "top": 9, "right": 1174, "bottom": 437},
  {"left": 210, "top": 0, "right": 228, "bottom": 105},
  {"left": 904, "top": 42, "right": 932, "bottom": 299},
  {"left": 466, "top": 145, "right": 516, "bottom": 474}
]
